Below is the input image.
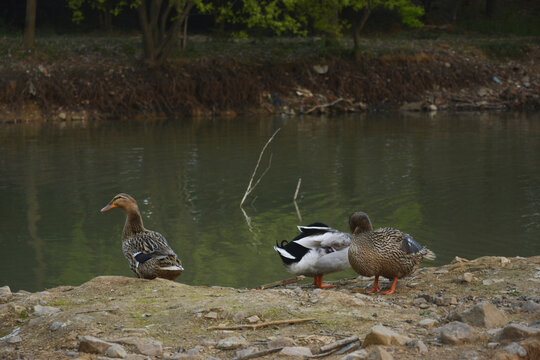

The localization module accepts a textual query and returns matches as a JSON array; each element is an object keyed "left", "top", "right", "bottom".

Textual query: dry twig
[
  {"left": 208, "top": 317, "right": 315, "bottom": 331},
  {"left": 254, "top": 275, "right": 305, "bottom": 290},
  {"left": 233, "top": 347, "right": 283, "bottom": 360},
  {"left": 305, "top": 98, "right": 344, "bottom": 114}
]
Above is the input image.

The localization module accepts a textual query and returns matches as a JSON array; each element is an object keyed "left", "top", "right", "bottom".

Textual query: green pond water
[{"left": 1, "top": 111, "right": 539, "bottom": 292}]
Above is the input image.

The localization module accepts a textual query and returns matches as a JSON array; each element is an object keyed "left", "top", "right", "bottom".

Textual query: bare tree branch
[{"left": 240, "top": 128, "right": 281, "bottom": 207}]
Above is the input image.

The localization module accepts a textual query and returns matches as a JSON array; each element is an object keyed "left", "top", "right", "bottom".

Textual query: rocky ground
[{"left": 1, "top": 255, "right": 540, "bottom": 360}]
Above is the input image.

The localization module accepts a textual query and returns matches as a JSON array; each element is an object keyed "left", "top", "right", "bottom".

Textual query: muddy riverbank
[{"left": 1, "top": 37, "right": 538, "bottom": 122}]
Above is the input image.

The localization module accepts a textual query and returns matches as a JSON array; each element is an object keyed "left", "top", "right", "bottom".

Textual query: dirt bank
[
  {"left": 1, "top": 255, "right": 539, "bottom": 359},
  {"left": 1, "top": 37, "right": 539, "bottom": 122}
]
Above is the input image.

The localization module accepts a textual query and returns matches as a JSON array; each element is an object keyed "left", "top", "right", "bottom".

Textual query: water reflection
[{"left": 0, "top": 111, "right": 539, "bottom": 292}]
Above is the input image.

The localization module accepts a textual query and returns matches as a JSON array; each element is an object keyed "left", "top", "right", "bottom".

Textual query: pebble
[
  {"left": 49, "top": 321, "right": 64, "bottom": 331},
  {"left": 78, "top": 335, "right": 116, "bottom": 354},
  {"left": 280, "top": 346, "right": 313, "bottom": 357},
  {"left": 216, "top": 336, "right": 248, "bottom": 349},
  {"left": 232, "top": 311, "right": 246, "bottom": 323},
  {"left": 418, "top": 318, "right": 438, "bottom": 328},
  {"left": 437, "top": 321, "right": 476, "bottom": 344},
  {"left": 267, "top": 336, "right": 296, "bottom": 348},
  {"left": 458, "top": 273, "right": 473, "bottom": 283},
  {"left": 104, "top": 344, "right": 127, "bottom": 358},
  {"left": 521, "top": 300, "right": 540, "bottom": 313},
  {"left": 204, "top": 312, "right": 218, "bottom": 320},
  {"left": 7, "top": 335, "right": 22, "bottom": 344},
  {"left": 363, "top": 325, "right": 410, "bottom": 346},
  {"left": 453, "top": 302, "right": 507, "bottom": 328},
  {"left": 33, "top": 305, "right": 61, "bottom": 316},
  {"left": 246, "top": 315, "right": 260, "bottom": 323},
  {"left": 502, "top": 342, "right": 527, "bottom": 357}
]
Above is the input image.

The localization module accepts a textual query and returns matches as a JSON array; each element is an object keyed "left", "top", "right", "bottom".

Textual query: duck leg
[
  {"left": 379, "top": 277, "right": 398, "bottom": 295},
  {"left": 366, "top": 275, "right": 380, "bottom": 293},
  {"left": 313, "top": 275, "right": 336, "bottom": 288}
]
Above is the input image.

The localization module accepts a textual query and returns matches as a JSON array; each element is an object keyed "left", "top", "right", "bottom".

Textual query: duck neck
[{"left": 122, "top": 206, "right": 145, "bottom": 238}]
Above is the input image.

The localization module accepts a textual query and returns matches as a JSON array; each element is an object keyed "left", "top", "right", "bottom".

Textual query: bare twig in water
[
  {"left": 293, "top": 177, "right": 302, "bottom": 221},
  {"left": 234, "top": 347, "right": 283, "bottom": 360},
  {"left": 254, "top": 275, "right": 305, "bottom": 290},
  {"left": 240, "top": 128, "right": 281, "bottom": 207},
  {"left": 208, "top": 317, "right": 315, "bottom": 330},
  {"left": 305, "top": 98, "right": 344, "bottom": 114},
  {"left": 293, "top": 178, "right": 302, "bottom": 201}
]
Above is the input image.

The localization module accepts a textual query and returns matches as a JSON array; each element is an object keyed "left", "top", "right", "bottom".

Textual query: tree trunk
[
  {"left": 353, "top": 7, "right": 371, "bottom": 60},
  {"left": 137, "top": 0, "right": 194, "bottom": 67},
  {"left": 24, "top": 0, "right": 37, "bottom": 48}
]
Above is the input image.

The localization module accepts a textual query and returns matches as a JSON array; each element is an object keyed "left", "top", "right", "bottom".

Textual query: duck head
[
  {"left": 349, "top": 212, "right": 373, "bottom": 234},
  {"left": 101, "top": 193, "right": 138, "bottom": 213}
]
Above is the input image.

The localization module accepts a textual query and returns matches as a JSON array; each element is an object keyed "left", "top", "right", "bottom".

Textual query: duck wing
[{"left": 295, "top": 223, "right": 350, "bottom": 251}]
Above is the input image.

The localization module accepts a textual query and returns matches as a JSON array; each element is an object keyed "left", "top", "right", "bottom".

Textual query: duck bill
[{"left": 100, "top": 203, "right": 117, "bottom": 212}]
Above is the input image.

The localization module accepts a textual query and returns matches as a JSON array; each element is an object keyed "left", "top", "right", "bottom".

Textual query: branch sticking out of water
[
  {"left": 240, "top": 128, "right": 281, "bottom": 207},
  {"left": 293, "top": 178, "right": 302, "bottom": 201}
]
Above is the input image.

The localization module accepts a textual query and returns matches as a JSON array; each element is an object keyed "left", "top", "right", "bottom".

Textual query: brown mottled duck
[
  {"left": 348, "top": 220, "right": 435, "bottom": 295},
  {"left": 101, "top": 193, "right": 183, "bottom": 280},
  {"left": 274, "top": 212, "right": 373, "bottom": 288}
]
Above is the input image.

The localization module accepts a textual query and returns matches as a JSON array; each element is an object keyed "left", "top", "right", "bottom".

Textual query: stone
[
  {"left": 418, "top": 318, "right": 438, "bottom": 328},
  {"left": 232, "top": 311, "right": 247, "bottom": 323},
  {"left": 363, "top": 325, "right": 410, "bottom": 346},
  {"left": 521, "top": 301, "right": 540, "bottom": 313},
  {"left": 0, "top": 286, "right": 12, "bottom": 303},
  {"left": 454, "top": 302, "right": 507, "bottom": 328},
  {"left": 413, "top": 297, "right": 427, "bottom": 306},
  {"left": 104, "top": 344, "right": 127, "bottom": 358},
  {"left": 216, "top": 336, "right": 248, "bottom": 350},
  {"left": 268, "top": 337, "right": 296, "bottom": 348},
  {"left": 280, "top": 346, "right": 313, "bottom": 357},
  {"left": 246, "top": 315, "right": 260, "bottom": 323},
  {"left": 341, "top": 349, "right": 369, "bottom": 360},
  {"left": 7, "top": 335, "right": 22, "bottom": 344},
  {"left": 437, "top": 321, "right": 476, "bottom": 345},
  {"left": 415, "top": 340, "right": 428, "bottom": 354},
  {"left": 135, "top": 339, "right": 162, "bottom": 356},
  {"left": 366, "top": 346, "right": 393, "bottom": 360},
  {"left": 79, "top": 335, "right": 116, "bottom": 354},
  {"left": 503, "top": 343, "right": 527, "bottom": 357},
  {"left": 459, "top": 273, "right": 474, "bottom": 283},
  {"left": 236, "top": 347, "right": 258, "bottom": 358},
  {"left": 49, "top": 321, "right": 63, "bottom": 331},
  {"left": 33, "top": 305, "right": 61, "bottom": 316},
  {"left": 186, "top": 345, "right": 203, "bottom": 355},
  {"left": 204, "top": 312, "right": 218, "bottom": 320},
  {"left": 124, "top": 355, "right": 149, "bottom": 360},
  {"left": 499, "top": 323, "right": 540, "bottom": 340}
]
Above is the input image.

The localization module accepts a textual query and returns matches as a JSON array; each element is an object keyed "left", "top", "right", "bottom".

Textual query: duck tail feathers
[
  {"left": 421, "top": 248, "right": 436, "bottom": 261},
  {"left": 274, "top": 244, "right": 296, "bottom": 260}
]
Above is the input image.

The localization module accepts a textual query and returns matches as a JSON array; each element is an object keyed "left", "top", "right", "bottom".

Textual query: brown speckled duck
[
  {"left": 348, "top": 213, "right": 435, "bottom": 294},
  {"left": 101, "top": 193, "right": 183, "bottom": 280}
]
